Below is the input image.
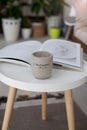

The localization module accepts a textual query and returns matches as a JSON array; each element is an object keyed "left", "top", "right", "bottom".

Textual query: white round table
[{"left": 0, "top": 61, "right": 87, "bottom": 130}]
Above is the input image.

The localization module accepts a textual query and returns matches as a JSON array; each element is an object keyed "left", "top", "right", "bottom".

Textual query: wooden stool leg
[
  {"left": 65, "top": 26, "right": 72, "bottom": 40},
  {"left": 64, "top": 90, "right": 75, "bottom": 130},
  {"left": 42, "top": 92, "right": 47, "bottom": 120},
  {"left": 2, "top": 87, "right": 17, "bottom": 130}
]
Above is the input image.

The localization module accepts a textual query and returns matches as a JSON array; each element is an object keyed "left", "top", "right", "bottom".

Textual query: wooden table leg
[
  {"left": 42, "top": 92, "right": 47, "bottom": 120},
  {"left": 2, "top": 87, "right": 17, "bottom": 130},
  {"left": 64, "top": 89, "right": 75, "bottom": 130}
]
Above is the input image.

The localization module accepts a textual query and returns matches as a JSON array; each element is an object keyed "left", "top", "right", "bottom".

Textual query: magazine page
[
  {"left": 40, "top": 39, "right": 82, "bottom": 68},
  {"left": 54, "top": 48, "right": 83, "bottom": 71},
  {"left": 0, "top": 40, "right": 41, "bottom": 66}
]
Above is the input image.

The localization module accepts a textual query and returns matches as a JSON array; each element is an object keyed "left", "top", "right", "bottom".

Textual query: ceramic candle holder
[{"left": 31, "top": 51, "right": 53, "bottom": 79}]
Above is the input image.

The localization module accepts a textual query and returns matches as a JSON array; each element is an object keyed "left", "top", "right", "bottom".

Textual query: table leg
[
  {"left": 64, "top": 89, "right": 75, "bottom": 130},
  {"left": 2, "top": 87, "right": 17, "bottom": 130},
  {"left": 42, "top": 92, "right": 47, "bottom": 120}
]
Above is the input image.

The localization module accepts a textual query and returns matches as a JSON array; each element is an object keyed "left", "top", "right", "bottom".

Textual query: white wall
[{"left": 64, "top": 0, "right": 72, "bottom": 17}]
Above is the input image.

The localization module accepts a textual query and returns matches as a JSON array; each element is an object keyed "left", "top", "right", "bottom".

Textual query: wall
[{"left": 64, "top": 0, "right": 72, "bottom": 17}]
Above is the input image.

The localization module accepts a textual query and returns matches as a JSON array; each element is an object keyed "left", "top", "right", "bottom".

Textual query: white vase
[
  {"left": 2, "top": 18, "right": 21, "bottom": 42},
  {"left": 22, "top": 28, "right": 31, "bottom": 39}
]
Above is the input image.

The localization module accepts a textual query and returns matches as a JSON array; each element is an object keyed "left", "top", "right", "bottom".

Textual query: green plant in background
[
  {"left": 0, "top": 0, "right": 7, "bottom": 18},
  {"left": 31, "top": 0, "right": 44, "bottom": 16},
  {"left": 43, "top": 0, "right": 69, "bottom": 16},
  {"left": 0, "top": 0, "right": 22, "bottom": 19},
  {"left": 0, "top": 0, "right": 30, "bottom": 19},
  {"left": 22, "top": 17, "right": 31, "bottom": 28}
]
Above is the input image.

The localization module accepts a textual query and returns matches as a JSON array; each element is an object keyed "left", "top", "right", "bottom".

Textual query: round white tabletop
[{"left": 0, "top": 61, "right": 87, "bottom": 92}]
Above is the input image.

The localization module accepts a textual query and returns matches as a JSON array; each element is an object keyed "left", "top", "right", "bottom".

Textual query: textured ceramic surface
[{"left": 31, "top": 51, "right": 53, "bottom": 79}]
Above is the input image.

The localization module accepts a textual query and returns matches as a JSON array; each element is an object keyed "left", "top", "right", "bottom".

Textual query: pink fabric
[
  {"left": 73, "top": 0, "right": 87, "bottom": 45},
  {"left": 73, "top": 0, "right": 87, "bottom": 17}
]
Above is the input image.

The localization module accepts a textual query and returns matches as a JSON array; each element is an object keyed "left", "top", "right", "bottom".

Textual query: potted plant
[
  {"left": 21, "top": 17, "right": 32, "bottom": 39},
  {"left": 0, "top": 0, "right": 27, "bottom": 42},
  {"left": 30, "top": 0, "right": 46, "bottom": 37},
  {"left": 49, "top": 27, "right": 61, "bottom": 39},
  {"left": 43, "top": 0, "right": 69, "bottom": 36}
]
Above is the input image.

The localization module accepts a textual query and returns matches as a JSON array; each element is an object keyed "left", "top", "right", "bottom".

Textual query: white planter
[
  {"left": 46, "top": 16, "right": 61, "bottom": 35},
  {"left": 2, "top": 18, "right": 21, "bottom": 42},
  {"left": 22, "top": 28, "right": 31, "bottom": 39}
]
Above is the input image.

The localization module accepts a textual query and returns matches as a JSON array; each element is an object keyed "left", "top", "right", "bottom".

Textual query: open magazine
[{"left": 0, "top": 39, "right": 83, "bottom": 70}]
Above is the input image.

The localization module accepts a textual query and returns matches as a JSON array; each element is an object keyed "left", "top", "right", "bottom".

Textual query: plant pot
[
  {"left": 46, "top": 16, "right": 61, "bottom": 36},
  {"left": 2, "top": 18, "right": 21, "bottom": 42},
  {"left": 22, "top": 28, "right": 31, "bottom": 39},
  {"left": 49, "top": 27, "right": 61, "bottom": 39},
  {"left": 31, "top": 22, "right": 46, "bottom": 38}
]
